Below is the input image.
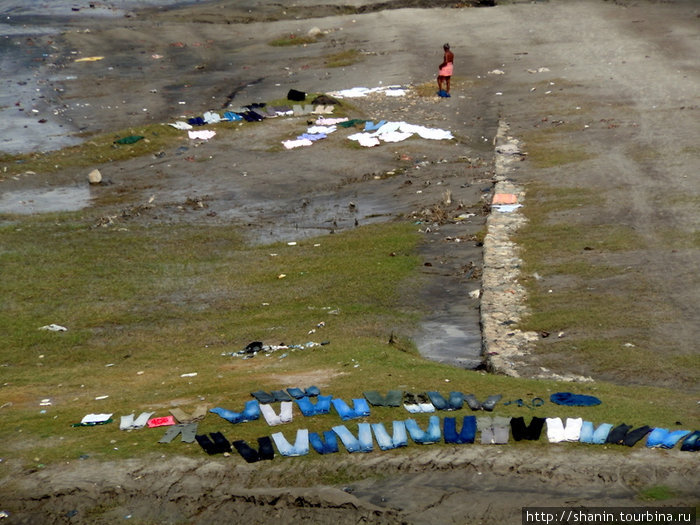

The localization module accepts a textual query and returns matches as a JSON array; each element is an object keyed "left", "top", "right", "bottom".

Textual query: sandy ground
[{"left": 0, "top": 0, "right": 699, "bottom": 523}]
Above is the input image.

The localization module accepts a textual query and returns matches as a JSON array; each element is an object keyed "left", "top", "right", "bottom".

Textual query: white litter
[{"left": 39, "top": 324, "right": 67, "bottom": 332}]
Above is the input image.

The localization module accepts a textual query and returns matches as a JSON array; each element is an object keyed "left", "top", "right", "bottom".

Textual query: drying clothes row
[
  {"left": 546, "top": 417, "right": 699, "bottom": 449},
  {"left": 195, "top": 416, "right": 700, "bottom": 460}
]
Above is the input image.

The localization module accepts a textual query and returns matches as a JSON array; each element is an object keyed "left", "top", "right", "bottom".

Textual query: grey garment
[
  {"left": 493, "top": 415, "right": 512, "bottom": 428},
  {"left": 476, "top": 416, "right": 493, "bottom": 431},
  {"left": 481, "top": 394, "right": 502, "bottom": 411},
  {"left": 493, "top": 425, "right": 510, "bottom": 444},
  {"left": 463, "top": 394, "right": 482, "bottom": 411},
  {"left": 159, "top": 423, "right": 198, "bottom": 444},
  {"left": 481, "top": 426, "right": 495, "bottom": 444},
  {"left": 121, "top": 412, "right": 154, "bottom": 430},
  {"left": 363, "top": 390, "right": 403, "bottom": 407}
]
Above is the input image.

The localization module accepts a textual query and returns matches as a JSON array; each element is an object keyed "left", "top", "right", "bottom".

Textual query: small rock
[{"left": 88, "top": 169, "right": 102, "bottom": 185}]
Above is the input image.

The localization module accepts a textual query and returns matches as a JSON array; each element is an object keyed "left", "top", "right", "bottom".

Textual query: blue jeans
[
  {"left": 579, "top": 421, "right": 594, "bottom": 443},
  {"left": 592, "top": 423, "right": 614, "bottom": 444},
  {"left": 405, "top": 416, "right": 441, "bottom": 444},
  {"left": 296, "top": 395, "right": 331, "bottom": 416},
  {"left": 662, "top": 429, "right": 691, "bottom": 449},
  {"left": 210, "top": 400, "right": 260, "bottom": 424},
  {"left": 271, "top": 429, "right": 309, "bottom": 456},
  {"left": 309, "top": 430, "right": 339, "bottom": 454},
  {"left": 333, "top": 423, "right": 373, "bottom": 452},
  {"left": 372, "top": 421, "right": 408, "bottom": 450},
  {"left": 444, "top": 416, "right": 476, "bottom": 444},
  {"left": 332, "top": 398, "right": 371, "bottom": 420}
]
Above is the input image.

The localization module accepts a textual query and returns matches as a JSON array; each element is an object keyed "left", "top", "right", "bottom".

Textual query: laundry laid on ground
[
  {"left": 226, "top": 340, "right": 330, "bottom": 358},
  {"left": 73, "top": 385, "right": 699, "bottom": 462}
]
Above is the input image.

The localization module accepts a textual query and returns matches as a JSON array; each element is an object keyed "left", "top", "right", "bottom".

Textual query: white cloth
[
  {"left": 202, "top": 111, "right": 221, "bottom": 124},
  {"left": 306, "top": 125, "right": 336, "bottom": 134},
  {"left": 282, "top": 138, "right": 313, "bottom": 149},
  {"left": 347, "top": 132, "right": 380, "bottom": 147},
  {"left": 260, "top": 402, "right": 293, "bottom": 426},
  {"left": 168, "top": 121, "right": 193, "bottom": 130},
  {"left": 120, "top": 411, "right": 154, "bottom": 430},
  {"left": 315, "top": 117, "right": 348, "bottom": 126},
  {"left": 188, "top": 130, "right": 216, "bottom": 140},
  {"left": 380, "top": 131, "right": 413, "bottom": 143},
  {"left": 81, "top": 413, "right": 113, "bottom": 425},
  {"left": 546, "top": 417, "right": 566, "bottom": 443},
  {"left": 563, "top": 417, "right": 583, "bottom": 442}
]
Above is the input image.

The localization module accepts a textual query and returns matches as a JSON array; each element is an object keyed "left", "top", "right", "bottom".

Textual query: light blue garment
[
  {"left": 271, "top": 429, "right": 309, "bottom": 456},
  {"left": 309, "top": 430, "right": 339, "bottom": 454},
  {"left": 364, "top": 120, "right": 387, "bottom": 131},
  {"left": 662, "top": 430, "right": 691, "bottom": 449},
  {"left": 372, "top": 421, "right": 408, "bottom": 450},
  {"left": 579, "top": 421, "right": 595, "bottom": 443},
  {"left": 223, "top": 111, "right": 243, "bottom": 121},
  {"left": 210, "top": 400, "right": 259, "bottom": 424},
  {"left": 405, "top": 416, "right": 442, "bottom": 444},
  {"left": 591, "top": 422, "right": 614, "bottom": 444},
  {"left": 333, "top": 423, "right": 373, "bottom": 453}
]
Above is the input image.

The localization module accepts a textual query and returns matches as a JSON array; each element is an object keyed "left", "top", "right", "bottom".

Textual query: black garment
[
  {"left": 606, "top": 424, "right": 632, "bottom": 445},
  {"left": 623, "top": 425, "right": 652, "bottom": 447},
  {"left": 510, "top": 416, "right": 545, "bottom": 441},
  {"left": 195, "top": 432, "right": 231, "bottom": 455},
  {"left": 233, "top": 437, "right": 275, "bottom": 463},
  {"left": 187, "top": 116, "right": 205, "bottom": 126},
  {"left": 287, "top": 89, "right": 306, "bottom": 101}
]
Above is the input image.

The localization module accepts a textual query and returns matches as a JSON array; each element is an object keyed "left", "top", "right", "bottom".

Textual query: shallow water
[{"left": 0, "top": 185, "right": 92, "bottom": 214}]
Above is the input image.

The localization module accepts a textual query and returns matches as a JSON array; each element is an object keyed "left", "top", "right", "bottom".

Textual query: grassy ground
[{"left": 1, "top": 205, "right": 698, "bottom": 471}]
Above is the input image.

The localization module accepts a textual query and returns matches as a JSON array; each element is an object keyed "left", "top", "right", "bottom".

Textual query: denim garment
[
  {"left": 271, "top": 390, "right": 292, "bottom": 402},
  {"left": 272, "top": 429, "right": 310, "bottom": 456},
  {"left": 444, "top": 416, "right": 476, "bottom": 444},
  {"left": 372, "top": 421, "right": 408, "bottom": 450},
  {"left": 286, "top": 387, "right": 306, "bottom": 399},
  {"left": 233, "top": 436, "right": 275, "bottom": 463},
  {"left": 332, "top": 398, "right": 370, "bottom": 421},
  {"left": 295, "top": 397, "right": 316, "bottom": 417},
  {"left": 646, "top": 428, "right": 669, "bottom": 448},
  {"left": 591, "top": 423, "right": 614, "bottom": 444},
  {"left": 305, "top": 386, "right": 321, "bottom": 397},
  {"left": 250, "top": 390, "right": 276, "bottom": 404},
  {"left": 310, "top": 430, "right": 339, "bottom": 455},
  {"left": 210, "top": 400, "right": 260, "bottom": 424},
  {"left": 661, "top": 430, "right": 691, "bottom": 449},
  {"left": 448, "top": 391, "right": 464, "bottom": 410},
  {"left": 579, "top": 421, "right": 594, "bottom": 443},
  {"left": 426, "top": 391, "right": 448, "bottom": 410},
  {"left": 680, "top": 430, "right": 700, "bottom": 451},
  {"left": 405, "top": 416, "right": 441, "bottom": 444},
  {"left": 333, "top": 423, "right": 373, "bottom": 453}
]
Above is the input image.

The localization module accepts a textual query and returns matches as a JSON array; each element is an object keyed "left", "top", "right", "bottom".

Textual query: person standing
[{"left": 437, "top": 43, "right": 454, "bottom": 97}]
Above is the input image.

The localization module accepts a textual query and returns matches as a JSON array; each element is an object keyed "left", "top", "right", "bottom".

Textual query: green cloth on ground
[
  {"left": 338, "top": 119, "right": 367, "bottom": 128},
  {"left": 114, "top": 135, "right": 144, "bottom": 145}
]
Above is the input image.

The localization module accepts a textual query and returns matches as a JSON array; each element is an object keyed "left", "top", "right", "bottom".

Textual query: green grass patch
[
  {"left": 521, "top": 130, "right": 595, "bottom": 168},
  {"left": 268, "top": 34, "right": 322, "bottom": 47},
  {"left": 324, "top": 49, "right": 363, "bottom": 68},
  {"left": 2, "top": 207, "right": 699, "bottom": 468},
  {"left": 0, "top": 124, "right": 184, "bottom": 177},
  {"left": 638, "top": 485, "right": 676, "bottom": 502}
]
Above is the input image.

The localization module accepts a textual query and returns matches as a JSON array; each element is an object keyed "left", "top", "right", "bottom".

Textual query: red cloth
[{"left": 147, "top": 415, "right": 176, "bottom": 428}]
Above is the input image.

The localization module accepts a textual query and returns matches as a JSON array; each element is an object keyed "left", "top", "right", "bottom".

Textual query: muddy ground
[{"left": 0, "top": 0, "right": 698, "bottom": 523}]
